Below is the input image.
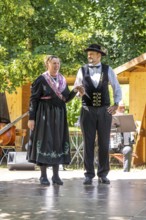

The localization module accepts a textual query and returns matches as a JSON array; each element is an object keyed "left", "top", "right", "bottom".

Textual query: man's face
[
  {"left": 118, "top": 106, "right": 125, "bottom": 113},
  {"left": 87, "top": 51, "right": 101, "bottom": 65}
]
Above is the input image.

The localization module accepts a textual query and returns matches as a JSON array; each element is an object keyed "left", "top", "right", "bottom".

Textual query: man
[
  {"left": 74, "top": 44, "right": 122, "bottom": 185},
  {"left": 112, "top": 102, "right": 134, "bottom": 172}
]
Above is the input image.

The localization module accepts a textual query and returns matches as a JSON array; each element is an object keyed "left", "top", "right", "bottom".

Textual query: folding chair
[{"left": 0, "top": 128, "right": 27, "bottom": 165}]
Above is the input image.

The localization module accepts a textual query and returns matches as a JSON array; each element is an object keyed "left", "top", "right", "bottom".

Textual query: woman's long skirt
[{"left": 27, "top": 102, "right": 71, "bottom": 166}]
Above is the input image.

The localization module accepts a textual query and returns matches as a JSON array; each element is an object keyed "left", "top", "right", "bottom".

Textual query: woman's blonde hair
[{"left": 44, "top": 55, "right": 60, "bottom": 69}]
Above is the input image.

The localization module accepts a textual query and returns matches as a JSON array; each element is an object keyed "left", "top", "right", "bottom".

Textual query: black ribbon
[{"left": 89, "top": 65, "right": 100, "bottom": 69}]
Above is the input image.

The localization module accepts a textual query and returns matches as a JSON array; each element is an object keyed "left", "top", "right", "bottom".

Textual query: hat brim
[{"left": 84, "top": 48, "right": 106, "bottom": 56}]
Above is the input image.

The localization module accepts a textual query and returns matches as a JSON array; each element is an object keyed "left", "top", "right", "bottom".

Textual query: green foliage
[
  {"left": 0, "top": 0, "right": 145, "bottom": 92},
  {"left": 97, "top": 0, "right": 146, "bottom": 67},
  {"left": 66, "top": 96, "right": 82, "bottom": 127}
]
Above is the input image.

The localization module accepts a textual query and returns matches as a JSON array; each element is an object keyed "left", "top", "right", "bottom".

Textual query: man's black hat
[{"left": 85, "top": 44, "right": 106, "bottom": 56}]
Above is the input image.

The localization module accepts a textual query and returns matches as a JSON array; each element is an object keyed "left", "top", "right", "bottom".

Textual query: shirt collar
[{"left": 88, "top": 62, "right": 101, "bottom": 67}]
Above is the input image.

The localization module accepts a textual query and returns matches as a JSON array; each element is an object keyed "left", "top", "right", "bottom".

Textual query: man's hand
[
  {"left": 74, "top": 85, "right": 85, "bottom": 97},
  {"left": 28, "top": 120, "right": 35, "bottom": 130},
  {"left": 107, "top": 105, "right": 118, "bottom": 115}
]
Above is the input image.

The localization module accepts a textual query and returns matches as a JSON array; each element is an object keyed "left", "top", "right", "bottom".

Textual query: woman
[{"left": 27, "top": 55, "right": 83, "bottom": 186}]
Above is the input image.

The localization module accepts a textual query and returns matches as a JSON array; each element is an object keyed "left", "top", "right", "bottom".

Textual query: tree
[
  {"left": 0, "top": 0, "right": 145, "bottom": 92},
  {"left": 97, "top": 0, "right": 146, "bottom": 66}
]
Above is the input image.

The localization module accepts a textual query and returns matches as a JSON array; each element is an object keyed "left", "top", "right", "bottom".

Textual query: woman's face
[{"left": 47, "top": 58, "right": 60, "bottom": 75}]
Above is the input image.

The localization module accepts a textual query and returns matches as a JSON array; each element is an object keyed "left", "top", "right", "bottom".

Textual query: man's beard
[{"left": 88, "top": 58, "right": 93, "bottom": 63}]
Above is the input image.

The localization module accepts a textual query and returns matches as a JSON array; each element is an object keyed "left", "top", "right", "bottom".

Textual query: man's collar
[{"left": 88, "top": 62, "right": 101, "bottom": 67}]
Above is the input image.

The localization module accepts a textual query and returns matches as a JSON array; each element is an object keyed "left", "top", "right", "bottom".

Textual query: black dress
[{"left": 27, "top": 75, "right": 76, "bottom": 166}]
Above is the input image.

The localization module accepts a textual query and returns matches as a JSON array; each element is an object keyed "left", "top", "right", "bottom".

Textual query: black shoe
[
  {"left": 52, "top": 177, "right": 63, "bottom": 185},
  {"left": 40, "top": 177, "right": 50, "bottom": 186},
  {"left": 83, "top": 177, "right": 92, "bottom": 185},
  {"left": 98, "top": 177, "right": 110, "bottom": 184}
]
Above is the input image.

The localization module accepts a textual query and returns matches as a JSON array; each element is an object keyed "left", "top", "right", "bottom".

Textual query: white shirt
[{"left": 74, "top": 62, "right": 122, "bottom": 103}]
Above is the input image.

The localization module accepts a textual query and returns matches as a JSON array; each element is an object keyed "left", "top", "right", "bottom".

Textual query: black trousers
[{"left": 80, "top": 106, "right": 112, "bottom": 178}]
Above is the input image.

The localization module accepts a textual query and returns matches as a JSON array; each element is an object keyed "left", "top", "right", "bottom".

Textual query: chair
[
  {"left": 15, "top": 129, "right": 27, "bottom": 151},
  {"left": 0, "top": 128, "right": 27, "bottom": 165},
  {"left": 69, "top": 130, "right": 84, "bottom": 167},
  {"left": 109, "top": 131, "right": 137, "bottom": 167}
]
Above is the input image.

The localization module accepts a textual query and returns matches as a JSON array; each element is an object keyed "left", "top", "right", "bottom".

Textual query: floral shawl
[{"left": 42, "top": 71, "right": 66, "bottom": 101}]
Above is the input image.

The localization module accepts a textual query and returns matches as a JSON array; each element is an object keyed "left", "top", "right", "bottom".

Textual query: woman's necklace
[{"left": 48, "top": 72, "right": 59, "bottom": 88}]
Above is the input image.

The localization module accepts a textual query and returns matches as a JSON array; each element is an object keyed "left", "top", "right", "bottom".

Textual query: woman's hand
[
  {"left": 28, "top": 120, "right": 35, "bottom": 130},
  {"left": 74, "top": 85, "right": 85, "bottom": 97}
]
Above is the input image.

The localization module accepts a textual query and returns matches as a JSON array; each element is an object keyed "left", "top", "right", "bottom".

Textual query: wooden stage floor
[{"left": 0, "top": 168, "right": 146, "bottom": 220}]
